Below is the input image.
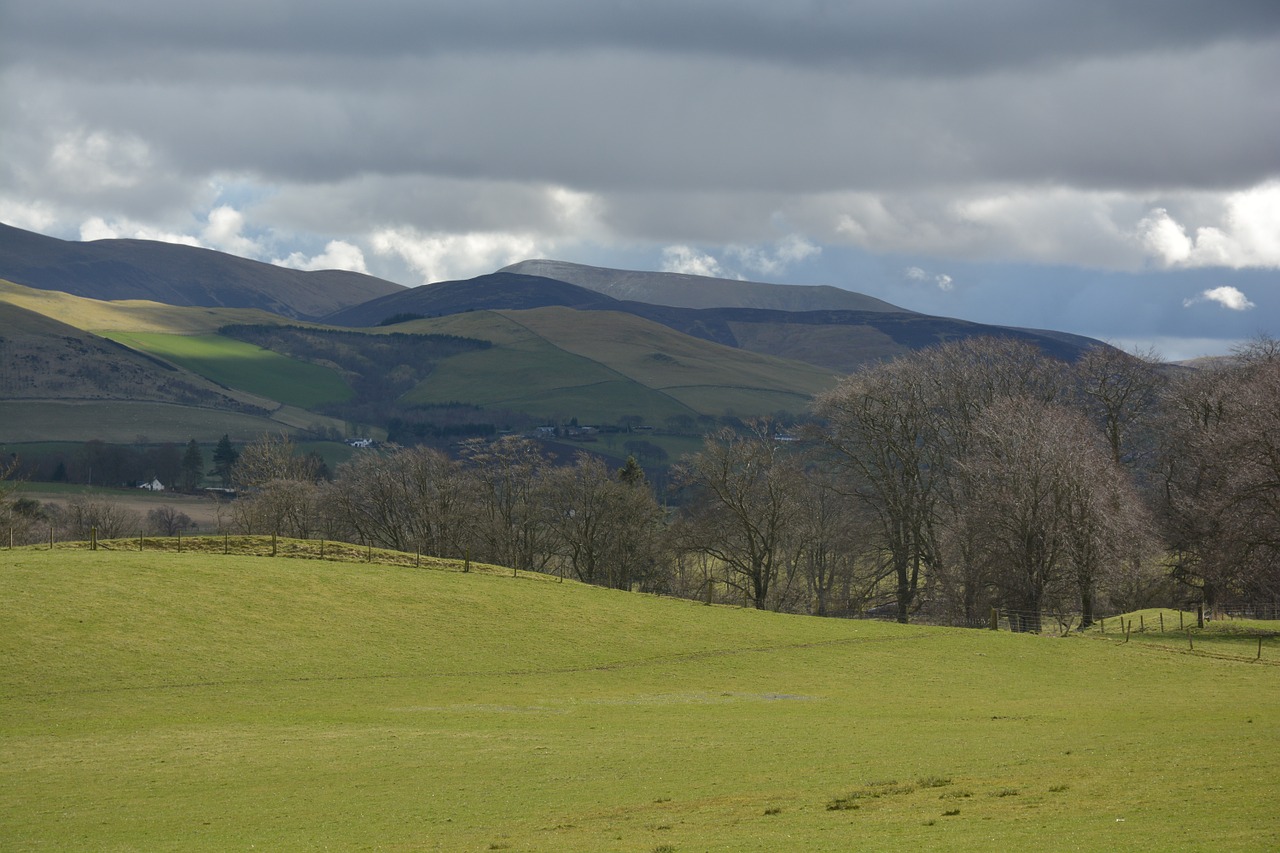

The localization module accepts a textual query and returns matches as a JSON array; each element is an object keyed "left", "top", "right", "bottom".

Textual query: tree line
[{"left": 4, "top": 335, "right": 1277, "bottom": 625}]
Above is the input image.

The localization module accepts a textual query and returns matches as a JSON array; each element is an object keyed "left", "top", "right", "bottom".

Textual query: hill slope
[
  {"left": 2, "top": 548, "right": 1276, "bottom": 851},
  {"left": 328, "top": 268, "right": 1107, "bottom": 372},
  {"left": 393, "top": 307, "right": 836, "bottom": 421},
  {"left": 0, "top": 222, "right": 404, "bottom": 320},
  {"left": 502, "top": 258, "right": 907, "bottom": 312}
]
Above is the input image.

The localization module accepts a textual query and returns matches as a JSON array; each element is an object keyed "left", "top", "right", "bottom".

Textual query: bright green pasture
[
  {"left": 103, "top": 332, "right": 352, "bottom": 409},
  {"left": 2, "top": 550, "right": 1277, "bottom": 852}
]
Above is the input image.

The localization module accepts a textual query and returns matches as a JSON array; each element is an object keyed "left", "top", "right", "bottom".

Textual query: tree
[
  {"left": 1155, "top": 341, "right": 1280, "bottom": 607},
  {"left": 814, "top": 358, "right": 942, "bottom": 622},
  {"left": 955, "top": 397, "right": 1145, "bottom": 631},
  {"left": 1071, "top": 344, "right": 1164, "bottom": 467},
  {"left": 212, "top": 434, "right": 239, "bottom": 488},
  {"left": 460, "top": 436, "right": 555, "bottom": 573},
  {"left": 329, "top": 445, "right": 468, "bottom": 556},
  {"left": 543, "top": 453, "right": 664, "bottom": 589},
  {"left": 147, "top": 506, "right": 194, "bottom": 536},
  {"left": 675, "top": 421, "right": 803, "bottom": 610},
  {"left": 60, "top": 496, "right": 142, "bottom": 541},
  {"left": 232, "top": 433, "right": 319, "bottom": 490},
  {"left": 792, "top": 464, "right": 876, "bottom": 616},
  {"left": 180, "top": 439, "right": 204, "bottom": 491},
  {"left": 230, "top": 433, "right": 324, "bottom": 539}
]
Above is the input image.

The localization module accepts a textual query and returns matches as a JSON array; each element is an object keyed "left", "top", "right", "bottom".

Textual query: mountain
[
  {"left": 327, "top": 266, "right": 1106, "bottom": 373},
  {"left": 500, "top": 259, "right": 906, "bottom": 312},
  {"left": 0, "top": 222, "right": 404, "bottom": 321},
  {"left": 323, "top": 272, "right": 620, "bottom": 326}
]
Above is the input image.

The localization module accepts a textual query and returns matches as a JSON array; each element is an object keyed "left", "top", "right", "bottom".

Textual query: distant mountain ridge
[
  {"left": 500, "top": 259, "right": 907, "bottom": 312},
  {"left": 0, "top": 222, "right": 404, "bottom": 321},
  {"left": 325, "top": 269, "right": 1105, "bottom": 372}
]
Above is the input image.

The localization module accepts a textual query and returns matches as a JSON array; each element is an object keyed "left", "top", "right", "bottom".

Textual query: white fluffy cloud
[
  {"left": 726, "top": 235, "right": 820, "bottom": 277},
  {"left": 661, "top": 245, "right": 724, "bottom": 277},
  {"left": 78, "top": 215, "right": 202, "bottom": 247},
  {"left": 201, "top": 205, "right": 262, "bottom": 257},
  {"left": 273, "top": 240, "right": 368, "bottom": 273},
  {"left": 1183, "top": 286, "right": 1256, "bottom": 311},
  {"left": 370, "top": 228, "right": 543, "bottom": 284},
  {"left": 1139, "top": 183, "right": 1280, "bottom": 269}
]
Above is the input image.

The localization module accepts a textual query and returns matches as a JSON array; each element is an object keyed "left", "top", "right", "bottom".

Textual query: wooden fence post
[{"left": 91, "top": 526, "right": 97, "bottom": 551}]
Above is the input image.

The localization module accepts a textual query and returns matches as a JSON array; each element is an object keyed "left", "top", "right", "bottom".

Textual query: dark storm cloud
[{"left": 8, "top": 0, "right": 1280, "bottom": 74}]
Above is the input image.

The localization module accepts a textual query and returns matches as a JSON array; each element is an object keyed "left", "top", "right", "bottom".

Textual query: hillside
[
  {"left": 2, "top": 547, "right": 1276, "bottom": 851},
  {"left": 0, "top": 280, "right": 353, "bottom": 442},
  {"left": 501, "top": 258, "right": 907, "bottom": 312},
  {"left": 0, "top": 299, "right": 272, "bottom": 415},
  {"left": 0, "top": 222, "right": 404, "bottom": 320},
  {"left": 392, "top": 307, "right": 836, "bottom": 422},
  {"left": 328, "top": 267, "right": 1106, "bottom": 372}
]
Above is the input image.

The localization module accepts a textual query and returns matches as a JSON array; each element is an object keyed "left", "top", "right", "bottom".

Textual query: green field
[
  {"left": 2, "top": 547, "right": 1277, "bottom": 851},
  {"left": 0, "top": 400, "right": 301, "bottom": 444},
  {"left": 103, "top": 332, "right": 352, "bottom": 409},
  {"left": 397, "top": 308, "right": 838, "bottom": 422}
]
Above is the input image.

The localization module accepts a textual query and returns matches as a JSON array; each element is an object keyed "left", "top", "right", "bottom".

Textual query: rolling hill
[
  {"left": 501, "top": 258, "right": 907, "bottom": 312},
  {"left": 0, "top": 227, "right": 1115, "bottom": 445},
  {"left": 0, "top": 221, "right": 404, "bottom": 320},
  {"left": 325, "top": 267, "right": 1106, "bottom": 373},
  {"left": 2, "top": 546, "right": 1276, "bottom": 851}
]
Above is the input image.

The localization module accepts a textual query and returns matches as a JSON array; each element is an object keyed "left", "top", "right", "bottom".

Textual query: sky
[{"left": 1, "top": 1, "right": 1278, "bottom": 360}]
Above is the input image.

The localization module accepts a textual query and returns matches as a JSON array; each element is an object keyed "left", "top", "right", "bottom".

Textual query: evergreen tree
[
  {"left": 180, "top": 439, "right": 204, "bottom": 491},
  {"left": 212, "top": 434, "right": 238, "bottom": 488}
]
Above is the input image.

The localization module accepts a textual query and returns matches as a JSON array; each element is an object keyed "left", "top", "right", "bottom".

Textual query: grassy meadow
[
  {"left": 102, "top": 332, "right": 352, "bottom": 410},
  {"left": 2, "top": 545, "right": 1277, "bottom": 851},
  {"left": 397, "top": 308, "right": 837, "bottom": 423}
]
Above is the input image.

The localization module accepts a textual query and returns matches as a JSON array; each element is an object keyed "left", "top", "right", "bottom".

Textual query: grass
[
  {"left": 0, "top": 278, "right": 282, "bottom": 335},
  {"left": 102, "top": 332, "right": 352, "bottom": 409},
  {"left": 2, "top": 547, "right": 1278, "bottom": 851},
  {"left": 0, "top": 400, "right": 294, "bottom": 443},
  {"left": 395, "top": 308, "right": 837, "bottom": 422}
]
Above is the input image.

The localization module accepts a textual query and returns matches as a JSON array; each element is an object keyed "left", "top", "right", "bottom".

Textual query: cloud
[
  {"left": 370, "top": 227, "right": 542, "bottom": 284},
  {"left": 78, "top": 215, "right": 202, "bottom": 247},
  {"left": 201, "top": 205, "right": 262, "bottom": 257},
  {"left": 48, "top": 129, "right": 152, "bottom": 193},
  {"left": 1138, "top": 183, "right": 1280, "bottom": 269},
  {"left": 661, "top": 245, "right": 723, "bottom": 277},
  {"left": 725, "top": 235, "right": 820, "bottom": 278},
  {"left": 273, "top": 240, "right": 368, "bottom": 273},
  {"left": 1183, "top": 286, "right": 1256, "bottom": 311},
  {"left": 904, "top": 266, "right": 954, "bottom": 291}
]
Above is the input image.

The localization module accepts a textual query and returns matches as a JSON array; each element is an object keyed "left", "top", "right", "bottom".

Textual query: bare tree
[
  {"left": 1071, "top": 344, "right": 1165, "bottom": 467},
  {"left": 230, "top": 433, "right": 326, "bottom": 540},
  {"left": 460, "top": 436, "right": 555, "bottom": 573},
  {"left": 146, "top": 505, "right": 194, "bottom": 536},
  {"left": 542, "top": 453, "right": 665, "bottom": 589},
  {"left": 60, "top": 495, "right": 142, "bottom": 541},
  {"left": 791, "top": 464, "right": 877, "bottom": 616},
  {"left": 329, "top": 445, "right": 469, "bottom": 556},
  {"left": 1156, "top": 340, "right": 1280, "bottom": 606},
  {"left": 675, "top": 421, "right": 804, "bottom": 610},
  {"left": 955, "top": 397, "right": 1145, "bottom": 631},
  {"left": 813, "top": 358, "right": 942, "bottom": 622}
]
